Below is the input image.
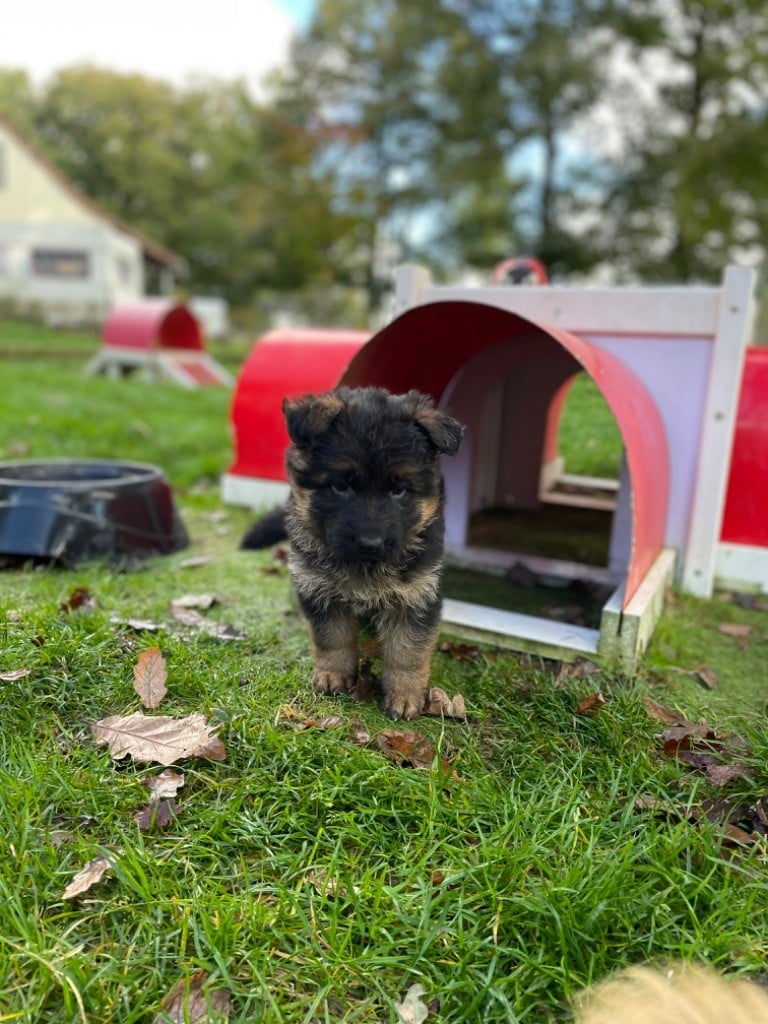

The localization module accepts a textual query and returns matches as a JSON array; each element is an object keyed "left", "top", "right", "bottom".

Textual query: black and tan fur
[{"left": 243, "top": 387, "right": 463, "bottom": 719}]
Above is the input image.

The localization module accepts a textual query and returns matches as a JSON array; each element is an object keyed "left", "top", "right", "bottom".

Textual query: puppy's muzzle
[{"left": 356, "top": 533, "right": 384, "bottom": 560}]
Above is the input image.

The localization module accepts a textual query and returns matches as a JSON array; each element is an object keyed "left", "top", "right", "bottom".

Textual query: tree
[
  {"left": 0, "top": 68, "right": 37, "bottom": 133},
  {"left": 280, "top": 0, "right": 479, "bottom": 300},
  {"left": 450, "top": 0, "right": 613, "bottom": 275},
  {"left": 23, "top": 66, "right": 358, "bottom": 306},
  {"left": 599, "top": 0, "right": 768, "bottom": 282}
]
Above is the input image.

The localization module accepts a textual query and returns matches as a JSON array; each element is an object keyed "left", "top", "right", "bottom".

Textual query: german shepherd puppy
[{"left": 242, "top": 387, "right": 463, "bottom": 720}]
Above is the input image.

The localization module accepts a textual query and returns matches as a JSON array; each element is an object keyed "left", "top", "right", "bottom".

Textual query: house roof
[{"left": 0, "top": 114, "right": 185, "bottom": 271}]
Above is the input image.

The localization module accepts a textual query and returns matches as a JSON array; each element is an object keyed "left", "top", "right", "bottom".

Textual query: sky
[{"left": 0, "top": 0, "right": 314, "bottom": 94}]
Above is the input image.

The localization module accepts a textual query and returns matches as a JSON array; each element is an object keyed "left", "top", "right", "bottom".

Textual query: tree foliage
[
  {"left": 280, "top": 0, "right": 768, "bottom": 288},
  {"left": 1, "top": 65, "right": 361, "bottom": 308},
  {"left": 1, "top": 0, "right": 766, "bottom": 316},
  {"left": 598, "top": 0, "right": 768, "bottom": 283}
]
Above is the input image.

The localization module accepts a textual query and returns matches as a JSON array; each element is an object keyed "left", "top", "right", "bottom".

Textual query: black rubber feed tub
[{"left": 0, "top": 459, "right": 188, "bottom": 565}]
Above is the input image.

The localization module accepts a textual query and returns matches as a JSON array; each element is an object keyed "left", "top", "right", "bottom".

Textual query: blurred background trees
[{"left": 0, "top": 0, "right": 766, "bottom": 328}]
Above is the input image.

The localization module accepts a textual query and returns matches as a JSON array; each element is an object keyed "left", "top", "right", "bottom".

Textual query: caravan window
[{"left": 32, "top": 249, "right": 90, "bottom": 278}]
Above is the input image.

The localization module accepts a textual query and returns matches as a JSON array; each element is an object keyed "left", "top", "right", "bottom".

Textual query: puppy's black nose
[{"left": 358, "top": 534, "right": 383, "bottom": 554}]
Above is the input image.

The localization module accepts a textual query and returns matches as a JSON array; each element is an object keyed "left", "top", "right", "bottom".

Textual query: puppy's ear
[
  {"left": 283, "top": 392, "right": 344, "bottom": 446},
  {"left": 415, "top": 408, "right": 464, "bottom": 455},
  {"left": 401, "top": 391, "right": 463, "bottom": 455}
]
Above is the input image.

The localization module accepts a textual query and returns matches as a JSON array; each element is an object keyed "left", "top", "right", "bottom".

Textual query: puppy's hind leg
[{"left": 301, "top": 597, "right": 359, "bottom": 697}]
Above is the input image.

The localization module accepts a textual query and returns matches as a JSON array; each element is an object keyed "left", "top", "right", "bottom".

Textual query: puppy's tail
[{"left": 240, "top": 506, "right": 288, "bottom": 549}]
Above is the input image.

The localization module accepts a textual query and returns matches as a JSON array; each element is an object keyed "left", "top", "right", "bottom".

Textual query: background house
[{"left": 0, "top": 116, "right": 183, "bottom": 325}]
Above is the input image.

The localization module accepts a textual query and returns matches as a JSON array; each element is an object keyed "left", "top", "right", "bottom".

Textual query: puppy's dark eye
[
  {"left": 331, "top": 480, "right": 352, "bottom": 496},
  {"left": 390, "top": 481, "right": 407, "bottom": 498}
]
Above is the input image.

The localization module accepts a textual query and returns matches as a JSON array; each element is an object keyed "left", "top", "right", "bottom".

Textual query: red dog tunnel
[
  {"left": 224, "top": 308, "right": 669, "bottom": 613},
  {"left": 717, "top": 346, "right": 768, "bottom": 592},
  {"left": 223, "top": 327, "right": 370, "bottom": 505},
  {"left": 86, "top": 298, "right": 232, "bottom": 387},
  {"left": 340, "top": 302, "right": 669, "bottom": 610},
  {"left": 103, "top": 299, "right": 205, "bottom": 352}
]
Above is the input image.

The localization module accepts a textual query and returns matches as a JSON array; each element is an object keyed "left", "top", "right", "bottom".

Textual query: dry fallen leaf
[
  {"left": 377, "top": 730, "right": 437, "bottom": 770},
  {"left": 354, "top": 660, "right": 378, "bottom": 701},
  {"left": 314, "top": 715, "right": 346, "bottom": 730},
  {"left": 179, "top": 555, "right": 214, "bottom": 569},
  {"left": 93, "top": 712, "right": 226, "bottom": 766},
  {"left": 169, "top": 605, "right": 246, "bottom": 641},
  {"left": 169, "top": 606, "right": 209, "bottom": 628},
  {"left": 277, "top": 708, "right": 346, "bottom": 731},
  {"left": 423, "top": 687, "right": 468, "bottom": 720},
  {"left": 643, "top": 697, "right": 681, "bottom": 725},
  {"left": 170, "top": 593, "right": 218, "bottom": 611},
  {"left": 273, "top": 545, "right": 289, "bottom": 564},
  {"left": 661, "top": 721, "right": 721, "bottom": 757},
  {"left": 133, "top": 647, "right": 168, "bottom": 709},
  {"left": 145, "top": 768, "right": 185, "bottom": 800},
  {"left": 438, "top": 641, "right": 482, "bottom": 663},
  {"left": 155, "top": 971, "right": 230, "bottom": 1023},
  {"left": 111, "top": 615, "right": 164, "bottom": 633},
  {"left": 60, "top": 586, "right": 97, "bottom": 614},
  {"left": 706, "top": 764, "right": 744, "bottom": 787},
  {"left": 574, "top": 692, "right": 606, "bottom": 715},
  {"left": 395, "top": 984, "right": 430, "bottom": 1024},
  {"left": 718, "top": 622, "right": 753, "bottom": 639},
  {"left": 134, "top": 799, "right": 179, "bottom": 831},
  {"left": 723, "top": 823, "right": 758, "bottom": 847},
  {"left": 61, "top": 855, "right": 113, "bottom": 900},
  {"left": 694, "top": 666, "right": 719, "bottom": 690},
  {"left": 276, "top": 705, "right": 306, "bottom": 725},
  {"left": 376, "top": 730, "right": 458, "bottom": 778},
  {"left": 0, "top": 668, "right": 30, "bottom": 682},
  {"left": 555, "top": 659, "right": 601, "bottom": 688}
]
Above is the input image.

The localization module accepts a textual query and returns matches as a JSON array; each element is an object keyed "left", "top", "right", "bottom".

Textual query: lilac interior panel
[{"left": 587, "top": 334, "right": 713, "bottom": 552}]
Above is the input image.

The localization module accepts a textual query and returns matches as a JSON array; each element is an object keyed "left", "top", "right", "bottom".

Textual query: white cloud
[{"left": 0, "top": 0, "right": 299, "bottom": 94}]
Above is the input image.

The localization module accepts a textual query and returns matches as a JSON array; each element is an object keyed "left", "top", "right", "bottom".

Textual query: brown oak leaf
[
  {"left": 0, "top": 668, "right": 30, "bottom": 682},
  {"left": 93, "top": 712, "right": 226, "bottom": 766},
  {"left": 133, "top": 647, "right": 168, "bottom": 709},
  {"left": 718, "top": 622, "right": 753, "bottom": 639},
  {"left": 376, "top": 729, "right": 457, "bottom": 777},
  {"left": 155, "top": 970, "right": 230, "bottom": 1023},
  {"left": 134, "top": 799, "right": 178, "bottom": 831},
  {"left": 170, "top": 593, "right": 218, "bottom": 610},
  {"left": 423, "top": 687, "right": 468, "bottom": 720},
  {"left": 60, "top": 586, "right": 97, "bottom": 614},
  {"left": 575, "top": 691, "right": 606, "bottom": 715},
  {"left": 61, "top": 856, "right": 113, "bottom": 900},
  {"left": 144, "top": 768, "right": 185, "bottom": 799}
]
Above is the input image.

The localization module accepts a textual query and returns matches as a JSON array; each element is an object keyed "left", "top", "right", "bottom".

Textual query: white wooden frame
[
  {"left": 394, "top": 264, "right": 756, "bottom": 600},
  {"left": 86, "top": 346, "right": 233, "bottom": 389}
]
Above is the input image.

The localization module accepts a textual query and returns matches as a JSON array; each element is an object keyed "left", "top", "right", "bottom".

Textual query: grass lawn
[{"left": 1, "top": 323, "right": 767, "bottom": 1022}]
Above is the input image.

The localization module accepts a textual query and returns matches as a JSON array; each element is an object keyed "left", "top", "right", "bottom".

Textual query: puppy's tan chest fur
[{"left": 290, "top": 553, "right": 441, "bottom": 617}]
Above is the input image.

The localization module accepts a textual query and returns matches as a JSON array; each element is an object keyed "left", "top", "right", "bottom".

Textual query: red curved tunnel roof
[
  {"left": 102, "top": 299, "right": 204, "bottom": 351},
  {"left": 230, "top": 328, "right": 371, "bottom": 482},
  {"left": 341, "top": 301, "right": 670, "bottom": 607}
]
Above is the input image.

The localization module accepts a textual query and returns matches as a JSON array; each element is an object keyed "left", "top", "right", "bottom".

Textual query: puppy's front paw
[
  {"left": 383, "top": 687, "right": 427, "bottom": 721},
  {"left": 313, "top": 668, "right": 356, "bottom": 696}
]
